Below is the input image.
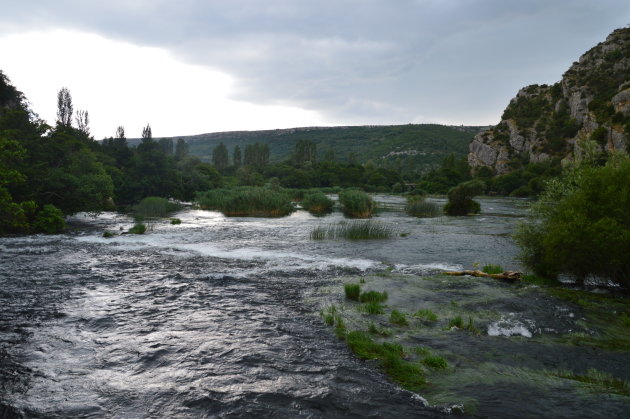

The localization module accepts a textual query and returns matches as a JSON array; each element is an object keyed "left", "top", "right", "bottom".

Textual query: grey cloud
[{"left": 2, "top": 0, "right": 629, "bottom": 125}]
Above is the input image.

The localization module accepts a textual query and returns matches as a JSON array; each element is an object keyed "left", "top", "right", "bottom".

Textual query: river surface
[{"left": 1, "top": 196, "right": 623, "bottom": 417}]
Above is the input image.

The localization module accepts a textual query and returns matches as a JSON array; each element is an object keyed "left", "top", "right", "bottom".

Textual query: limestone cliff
[{"left": 469, "top": 27, "right": 630, "bottom": 175}]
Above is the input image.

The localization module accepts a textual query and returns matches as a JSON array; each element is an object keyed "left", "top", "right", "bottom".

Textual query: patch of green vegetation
[
  {"left": 553, "top": 369, "right": 630, "bottom": 397},
  {"left": 310, "top": 221, "right": 394, "bottom": 240},
  {"left": 522, "top": 274, "right": 559, "bottom": 287},
  {"left": 344, "top": 283, "right": 361, "bottom": 301},
  {"left": 343, "top": 330, "right": 425, "bottom": 391},
  {"left": 339, "top": 189, "right": 375, "bottom": 218},
  {"left": 422, "top": 355, "right": 449, "bottom": 370},
  {"left": 170, "top": 218, "right": 182, "bottom": 225},
  {"left": 413, "top": 308, "right": 438, "bottom": 322},
  {"left": 103, "top": 231, "right": 116, "bottom": 238},
  {"left": 447, "top": 316, "right": 480, "bottom": 334},
  {"left": 413, "top": 346, "right": 432, "bottom": 357},
  {"left": 133, "top": 196, "right": 179, "bottom": 219},
  {"left": 196, "top": 186, "right": 295, "bottom": 217},
  {"left": 390, "top": 309, "right": 409, "bottom": 326},
  {"left": 301, "top": 191, "right": 334, "bottom": 215},
  {"left": 405, "top": 197, "right": 441, "bottom": 217},
  {"left": 360, "top": 290, "right": 388, "bottom": 303},
  {"left": 128, "top": 223, "right": 147, "bottom": 234},
  {"left": 360, "top": 301, "right": 385, "bottom": 315},
  {"left": 482, "top": 264, "right": 503, "bottom": 275},
  {"left": 368, "top": 322, "right": 392, "bottom": 336},
  {"left": 444, "top": 180, "right": 484, "bottom": 216}
]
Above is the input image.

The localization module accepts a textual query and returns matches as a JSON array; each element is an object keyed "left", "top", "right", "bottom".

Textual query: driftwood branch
[{"left": 443, "top": 270, "right": 522, "bottom": 281}]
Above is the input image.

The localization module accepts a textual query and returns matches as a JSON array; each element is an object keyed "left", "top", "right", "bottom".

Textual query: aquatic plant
[
  {"left": 338, "top": 189, "right": 375, "bottom": 218},
  {"left": 443, "top": 180, "right": 484, "bottom": 216},
  {"left": 448, "top": 315, "right": 480, "bottom": 334},
  {"left": 128, "top": 223, "right": 146, "bottom": 234},
  {"left": 389, "top": 310, "right": 409, "bottom": 326},
  {"left": 422, "top": 355, "right": 448, "bottom": 370},
  {"left": 310, "top": 221, "right": 394, "bottom": 240},
  {"left": 196, "top": 187, "right": 295, "bottom": 217},
  {"left": 360, "top": 290, "right": 388, "bottom": 303},
  {"left": 482, "top": 264, "right": 503, "bottom": 275},
  {"left": 170, "top": 218, "right": 182, "bottom": 225},
  {"left": 553, "top": 369, "right": 630, "bottom": 397},
  {"left": 368, "top": 322, "right": 392, "bottom": 336},
  {"left": 103, "top": 231, "right": 116, "bottom": 238},
  {"left": 344, "top": 283, "right": 361, "bottom": 301},
  {"left": 413, "top": 308, "right": 438, "bottom": 322},
  {"left": 405, "top": 197, "right": 441, "bottom": 217},
  {"left": 360, "top": 301, "right": 385, "bottom": 315},
  {"left": 301, "top": 191, "right": 334, "bottom": 215},
  {"left": 133, "top": 196, "right": 179, "bottom": 219}
]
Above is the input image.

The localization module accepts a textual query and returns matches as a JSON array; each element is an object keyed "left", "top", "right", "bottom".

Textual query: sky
[{"left": 0, "top": 1, "right": 628, "bottom": 139}]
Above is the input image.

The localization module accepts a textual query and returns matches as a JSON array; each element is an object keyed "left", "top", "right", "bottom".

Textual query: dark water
[{"left": 1, "top": 196, "right": 623, "bottom": 417}]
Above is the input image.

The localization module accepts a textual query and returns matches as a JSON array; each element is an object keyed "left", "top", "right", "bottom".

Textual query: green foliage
[
  {"left": 444, "top": 180, "right": 484, "bottom": 215},
  {"left": 417, "top": 154, "right": 471, "bottom": 194},
  {"left": 413, "top": 308, "right": 438, "bottom": 322},
  {"left": 31, "top": 204, "right": 65, "bottom": 234},
  {"left": 482, "top": 264, "right": 503, "bottom": 275},
  {"left": 310, "top": 221, "right": 393, "bottom": 240},
  {"left": 339, "top": 189, "right": 375, "bottom": 218},
  {"left": 170, "top": 218, "right": 182, "bottom": 225},
  {"left": 360, "top": 290, "right": 388, "bottom": 303},
  {"left": 553, "top": 369, "right": 630, "bottom": 397},
  {"left": 589, "top": 127, "right": 608, "bottom": 146},
  {"left": 405, "top": 197, "right": 441, "bottom": 217},
  {"left": 421, "top": 355, "right": 448, "bottom": 370},
  {"left": 212, "top": 142, "right": 229, "bottom": 172},
  {"left": 196, "top": 186, "right": 295, "bottom": 217},
  {"left": 344, "top": 283, "right": 361, "bottom": 301},
  {"left": 128, "top": 223, "right": 147, "bottom": 234},
  {"left": 514, "top": 157, "right": 630, "bottom": 287},
  {"left": 133, "top": 197, "right": 179, "bottom": 219},
  {"left": 360, "top": 301, "right": 385, "bottom": 314},
  {"left": 389, "top": 309, "right": 409, "bottom": 326},
  {"left": 103, "top": 231, "right": 116, "bottom": 238},
  {"left": 301, "top": 191, "right": 334, "bottom": 215}
]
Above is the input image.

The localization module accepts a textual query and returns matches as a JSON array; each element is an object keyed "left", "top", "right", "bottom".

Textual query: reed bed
[
  {"left": 133, "top": 197, "right": 179, "bottom": 219},
  {"left": 196, "top": 187, "right": 295, "bottom": 217},
  {"left": 310, "top": 221, "right": 394, "bottom": 240},
  {"left": 301, "top": 191, "right": 334, "bottom": 215},
  {"left": 339, "top": 189, "right": 375, "bottom": 218},
  {"left": 405, "top": 197, "right": 441, "bottom": 217}
]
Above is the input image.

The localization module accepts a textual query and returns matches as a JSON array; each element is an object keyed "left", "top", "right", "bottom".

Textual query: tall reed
[
  {"left": 196, "top": 187, "right": 295, "bottom": 217},
  {"left": 310, "top": 221, "right": 394, "bottom": 240},
  {"left": 339, "top": 189, "right": 375, "bottom": 218}
]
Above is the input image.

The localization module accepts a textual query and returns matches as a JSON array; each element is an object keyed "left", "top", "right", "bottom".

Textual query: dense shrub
[
  {"left": 128, "top": 223, "right": 147, "bottom": 234},
  {"left": 514, "top": 156, "right": 630, "bottom": 287},
  {"left": 444, "top": 180, "right": 484, "bottom": 215},
  {"left": 31, "top": 204, "right": 65, "bottom": 234},
  {"left": 196, "top": 187, "right": 295, "bottom": 217},
  {"left": 133, "top": 196, "right": 179, "bottom": 219},
  {"left": 339, "top": 189, "right": 375, "bottom": 218}
]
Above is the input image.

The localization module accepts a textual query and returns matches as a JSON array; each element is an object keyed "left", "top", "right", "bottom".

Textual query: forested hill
[{"left": 130, "top": 124, "right": 484, "bottom": 176}]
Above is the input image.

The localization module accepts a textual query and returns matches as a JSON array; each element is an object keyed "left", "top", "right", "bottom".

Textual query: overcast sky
[{"left": 1, "top": 1, "right": 628, "bottom": 139}]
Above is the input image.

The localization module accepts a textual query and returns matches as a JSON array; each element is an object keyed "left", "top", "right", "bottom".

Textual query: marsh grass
[
  {"left": 133, "top": 197, "right": 179, "bottom": 219},
  {"left": 310, "top": 221, "right": 394, "bottom": 240},
  {"left": 196, "top": 187, "right": 295, "bottom": 217},
  {"left": 553, "top": 369, "right": 630, "bottom": 396},
  {"left": 422, "top": 355, "right": 448, "bottom": 370},
  {"left": 301, "top": 191, "right": 334, "bottom": 215},
  {"left": 170, "top": 218, "right": 182, "bottom": 225},
  {"left": 103, "top": 231, "right": 116, "bottom": 238},
  {"left": 128, "top": 223, "right": 146, "bottom": 234},
  {"left": 522, "top": 274, "right": 560, "bottom": 286},
  {"left": 344, "top": 283, "right": 361, "bottom": 301},
  {"left": 360, "top": 301, "right": 385, "bottom": 314},
  {"left": 368, "top": 322, "right": 392, "bottom": 336},
  {"left": 360, "top": 290, "right": 388, "bottom": 303},
  {"left": 482, "top": 264, "right": 504, "bottom": 274},
  {"left": 405, "top": 197, "right": 441, "bottom": 217},
  {"left": 413, "top": 308, "right": 438, "bottom": 322},
  {"left": 390, "top": 309, "right": 409, "bottom": 326},
  {"left": 339, "top": 189, "right": 375, "bottom": 218},
  {"left": 447, "top": 315, "right": 481, "bottom": 334}
]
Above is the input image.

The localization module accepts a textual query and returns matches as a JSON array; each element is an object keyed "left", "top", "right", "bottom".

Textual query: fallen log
[{"left": 443, "top": 270, "right": 522, "bottom": 281}]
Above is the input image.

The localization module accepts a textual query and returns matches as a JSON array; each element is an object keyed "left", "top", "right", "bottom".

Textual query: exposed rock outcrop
[{"left": 469, "top": 27, "right": 630, "bottom": 175}]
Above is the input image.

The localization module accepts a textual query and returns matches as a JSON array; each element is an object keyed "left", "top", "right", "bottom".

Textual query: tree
[
  {"left": 56, "top": 87, "right": 73, "bottom": 127},
  {"left": 115, "top": 126, "right": 125, "bottom": 140},
  {"left": 141, "top": 123, "right": 152, "bottom": 143},
  {"left": 444, "top": 179, "right": 484, "bottom": 215},
  {"left": 159, "top": 138, "right": 173, "bottom": 155},
  {"left": 233, "top": 145, "right": 242, "bottom": 168},
  {"left": 212, "top": 142, "right": 229, "bottom": 172},
  {"left": 75, "top": 110, "right": 89, "bottom": 135},
  {"left": 293, "top": 139, "right": 317, "bottom": 165},
  {"left": 175, "top": 138, "right": 188, "bottom": 159}
]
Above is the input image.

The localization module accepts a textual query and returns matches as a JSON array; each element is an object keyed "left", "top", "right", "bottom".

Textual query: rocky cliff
[{"left": 469, "top": 27, "right": 630, "bottom": 175}]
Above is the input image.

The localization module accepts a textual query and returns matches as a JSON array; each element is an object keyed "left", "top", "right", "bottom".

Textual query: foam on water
[{"left": 487, "top": 314, "right": 535, "bottom": 338}]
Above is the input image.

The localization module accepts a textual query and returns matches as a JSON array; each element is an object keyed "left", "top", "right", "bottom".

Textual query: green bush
[
  {"left": 514, "top": 157, "right": 630, "bottom": 287},
  {"left": 170, "top": 218, "right": 182, "bottom": 225},
  {"left": 344, "top": 283, "right": 361, "bottom": 301},
  {"left": 301, "top": 191, "right": 334, "bottom": 215},
  {"left": 128, "top": 223, "right": 147, "bottom": 234},
  {"left": 405, "top": 197, "right": 441, "bottom": 217},
  {"left": 32, "top": 204, "right": 65, "bottom": 234},
  {"left": 196, "top": 187, "right": 295, "bottom": 217},
  {"left": 339, "top": 189, "right": 375, "bottom": 218},
  {"left": 133, "top": 197, "right": 179, "bottom": 219},
  {"left": 103, "top": 231, "right": 116, "bottom": 238},
  {"left": 310, "top": 221, "right": 394, "bottom": 240},
  {"left": 444, "top": 180, "right": 484, "bottom": 215}
]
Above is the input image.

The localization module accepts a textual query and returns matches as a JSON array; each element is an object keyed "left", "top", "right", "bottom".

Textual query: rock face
[{"left": 469, "top": 27, "right": 630, "bottom": 175}]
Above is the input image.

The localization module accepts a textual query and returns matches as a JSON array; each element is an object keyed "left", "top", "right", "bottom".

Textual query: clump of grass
[
  {"left": 522, "top": 274, "right": 560, "bottom": 286},
  {"left": 310, "top": 221, "right": 394, "bottom": 240},
  {"left": 339, "top": 189, "right": 375, "bottom": 218},
  {"left": 133, "top": 197, "right": 179, "bottom": 219},
  {"left": 360, "top": 290, "right": 388, "bottom": 303},
  {"left": 344, "top": 283, "right": 361, "bottom": 301},
  {"left": 368, "top": 322, "right": 392, "bottom": 336},
  {"left": 360, "top": 301, "right": 385, "bottom": 314},
  {"left": 413, "top": 308, "right": 438, "bottom": 322},
  {"left": 302, "top": 191, "right": 334, "bottom": 215},
  {"left": 196, "top": 187, "right": 295, "bottom": 217},
  {"left": 553, "top": 369, "right": 630, "bottom": 396},
  {"left": 128, "top": 223, "right": 146, "bottom": 234},
  {"left": 482, "top": 264, "right": 504, "bottom": 274},
  {"left": 448, "top": 315, "right": 464, "bottom": 328},
  {"left": 170, "top": 218, "right": 182, "bottom": 225},
  {"left": 448, "top": 315, "right": 480, "bottom": 334},
  {"left": 422, "top": 355, "right": 449, "bottom": 370},
  {"left": 343, "top": 331, "right": 425, "bottom": 391},
  {"left": 321, "top": 305, "right": 346, "bottom": 337},
  {"left": 103, "top": 231, "right": 116, "bottom": 238},
  {"left": 413, "top": 346, "right": 431, "bottom": 357},
  {"left": 405, "top": 197, "right": 441, "bottom": 217},
  {"left": 390, "top": 310, "right": 409, "bottom": 326}
]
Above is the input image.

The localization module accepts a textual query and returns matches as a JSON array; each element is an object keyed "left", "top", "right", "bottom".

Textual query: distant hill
[
  {"left": 132, "top": 124, "right": 484, "bottom": 175},
  {"left": 469, "top": 26, "right": 630, "bottom": 175}
]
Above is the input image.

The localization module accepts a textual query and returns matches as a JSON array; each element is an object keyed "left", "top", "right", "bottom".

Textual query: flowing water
[{"left": 1, "top": 196, "right": 628, "bottom": 417}]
